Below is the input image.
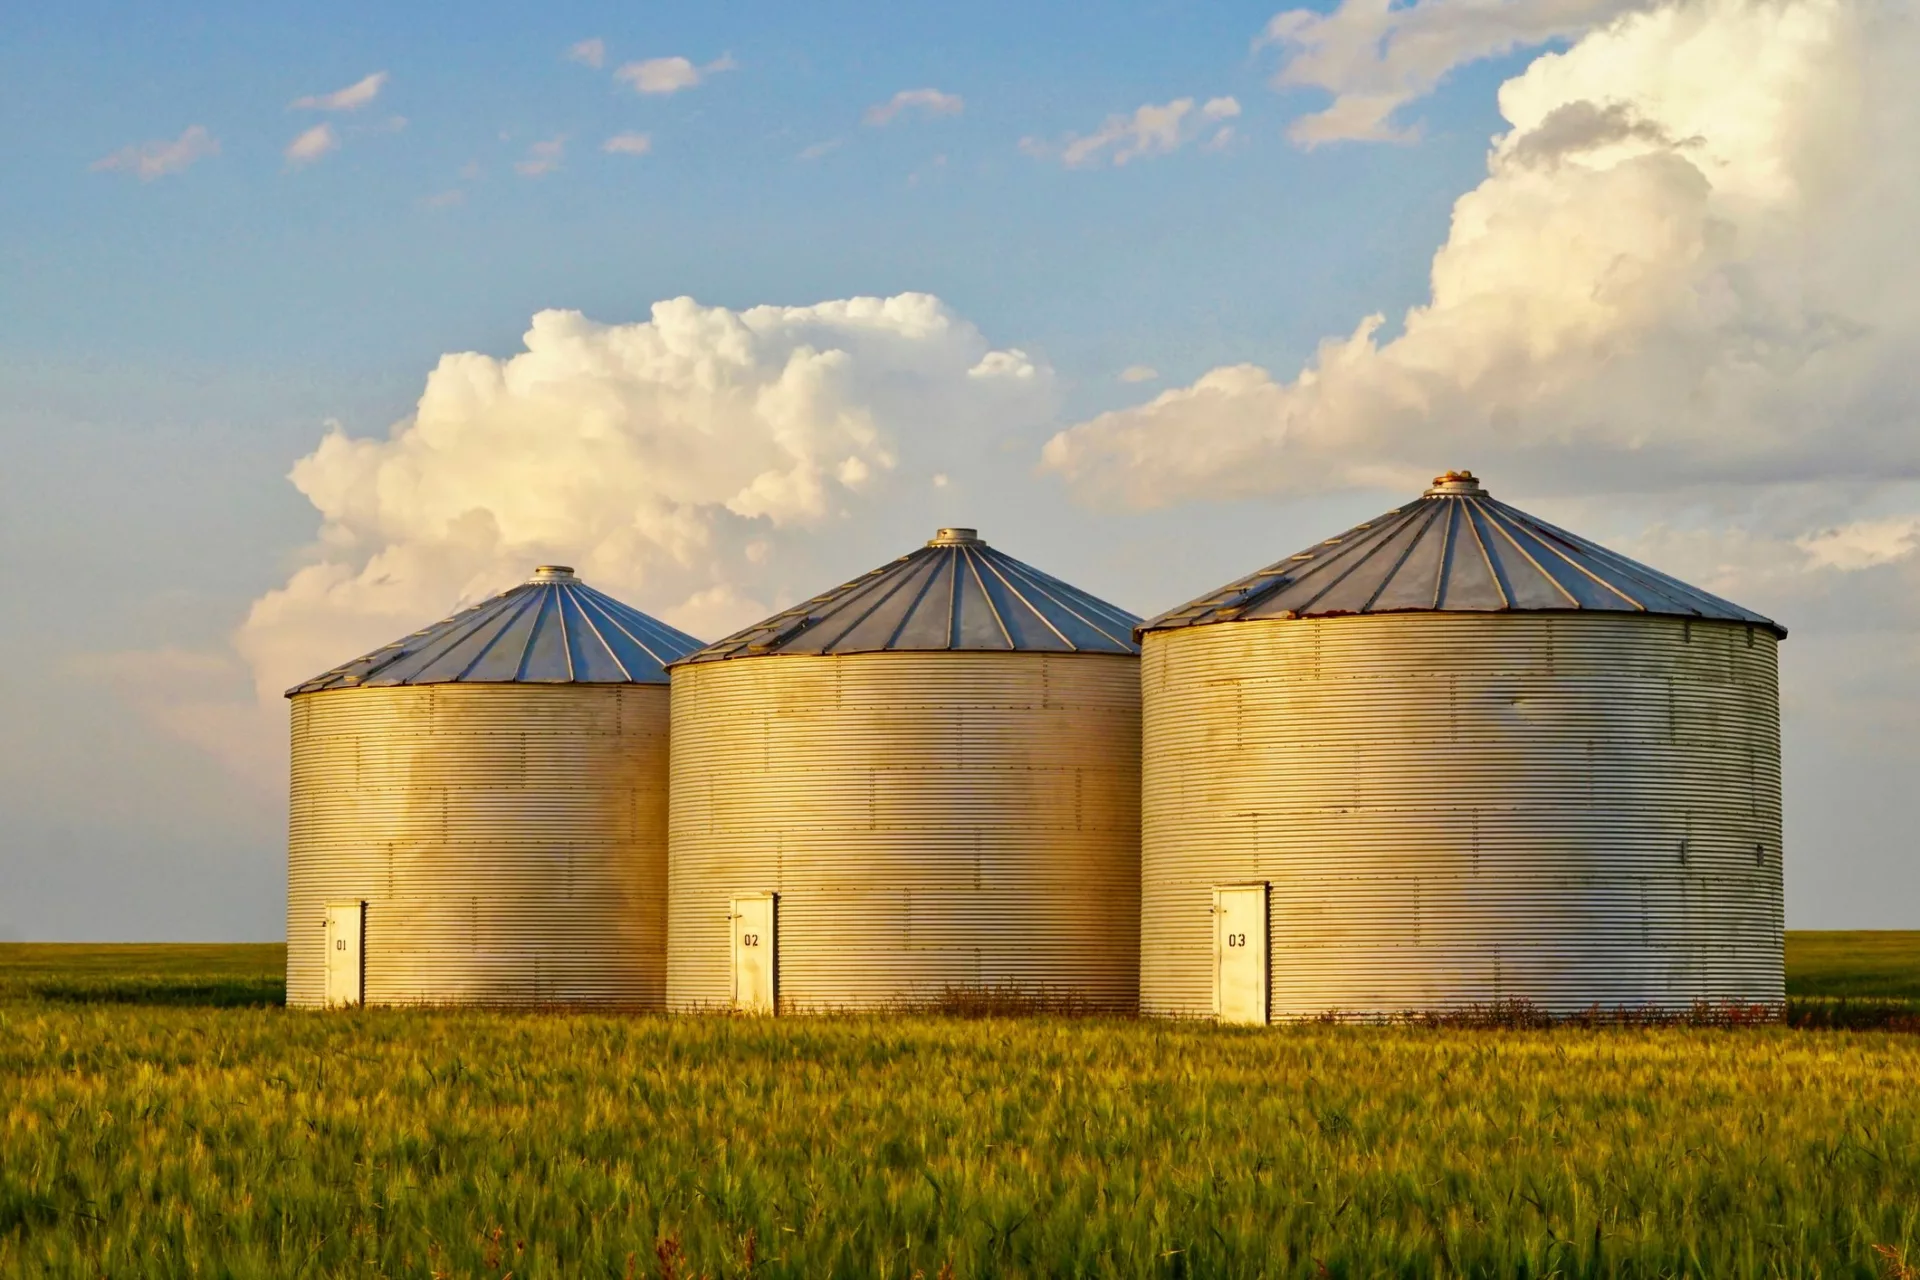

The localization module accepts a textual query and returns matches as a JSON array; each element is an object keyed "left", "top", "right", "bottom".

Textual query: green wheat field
[{"left": 3, "top": 937, "right": 1919, "bottom": 1278}]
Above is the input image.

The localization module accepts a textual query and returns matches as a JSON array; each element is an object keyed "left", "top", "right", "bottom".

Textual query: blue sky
[
  {"left": 6, "top": 2, "right": 1504, "bottom": 388},
  {"left": 2, "top": 0, "right": 1512, "bottom": 614},
  {"left": 2, "top": 0, "right": 1521, "bottom": 654},
  {"left": 6, "top": 0, "right": 1915, "bottom": 938}
]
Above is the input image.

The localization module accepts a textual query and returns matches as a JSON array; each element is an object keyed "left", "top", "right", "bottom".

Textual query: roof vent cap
[
  {"left": 528, "top": 565, "right": 576, "bottom": 582},
  {"left": 928, "top": 527, "right": 981, "bottom": 546},
  {"left": 1426, "top": 470, "right": 1484, "bottom": 497}
]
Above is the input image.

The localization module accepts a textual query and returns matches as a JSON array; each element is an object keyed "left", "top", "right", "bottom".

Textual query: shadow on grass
[
  {"left": 868, "top": 983, "right": 1129, "bottom": 1019},
  {"left": 26, "top": 977, "right": 286, "bottom": 1008},
  {"left": 1786, "top": 997, "right": 1920, "bottom": 1032},
  {"left": 1342, "top": 998, "right": 1920, "bottom": 1032}
]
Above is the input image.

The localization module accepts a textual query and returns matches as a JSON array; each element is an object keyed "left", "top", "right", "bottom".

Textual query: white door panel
[
  {"left": 1214, "top": 884, "right": 1268, "bottom": 1025},
  {"left": 324, "top": 901, "right": 365, "bottom": 1008},
  {"left": 731, "top": 893, "right": 777, "bottom": 1013}
]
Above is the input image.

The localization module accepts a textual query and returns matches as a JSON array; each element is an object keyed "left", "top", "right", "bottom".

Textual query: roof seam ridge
[
  {"left": 1359, "top": 504, "right": 1442, "bottom": 613},
  {"left": 448, "top": 589, "right": 545, "bottom": 683},
  {"left": 822, "top": 548, "right": 939, "bottom": 653},
  {"left": 572, "top": 585, "right": 670, "bottom": 669},
  {"left": 1288, "top": 508, "right": 1423, "bottom": 615},
  {"left": 564, "top": 586, "right": 634, "bottom": 681},
  {"left": 988, "top": 552, "right": 1137, "bottom": 650},
  {"left": 1462, "top": 502, "right": 1512, "bottom": 609},
  {"left": 964, "top": 548, "right": 1019, "bottom": 650},
  {"left": 1493, "top": 501, "right": 1647, "bottom": 611},
  {"left": 882, "top": 551, "right": 949, "bottom": 651},
  {"left": 977, "top": 551, "right": 1077, "bottom": 650},
  {"left": 335, "top": 588, "right": 519, "bottom": 688},
  {"left": 1481, "top": 507, "right": 1583, "bottom": 609},
  {"left": 514, "top": 589, "right": 554, "bottom": 682}
]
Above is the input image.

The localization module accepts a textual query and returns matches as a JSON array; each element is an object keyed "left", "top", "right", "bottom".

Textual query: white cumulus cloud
[
  {"left": 1024, "top": 95, "right": 1243, "bottom": 168},
  {"left": 864, "top": 88, "right": 965, "bottom": 126},
  {"left": 515, "top": 136, "right": 566, "bottom": 177},
  {"left": 90, "top": 126, "right": 219, "bottom": 180},
  {"left": 291, "top": 71, "right": 388, "bottom": 112},
  {"left": 1044, "top": 0, "right": 1920, "bottom": 881},
  {"left": 1044, "top": 0, "right": 1919, "bottom": 511},
  {"left": 1797, "top": 518, "right": 1920, "bottom": 573},
  {"left": 603, "top": 132, "right": 653, "bottom": 156},
  {"left": 235, "top": 293, "right": 1054, "bottom": 703},
  {"left": 1259, "top": 0, "right": 1650, "bottom": 146},
  {"left": 616, "top": 53, "right": 736, "bottom": 95},
  {"left": 567, "top": 38, "right": 606, "bottom": 69},
  {"left": 284, "top": 123, "right": 339, "bottom": 168}
]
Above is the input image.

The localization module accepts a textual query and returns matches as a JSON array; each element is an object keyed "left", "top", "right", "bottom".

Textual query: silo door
[
  {"left": 731, "top": 893, "right": 777, "bottom": 1014},
  {"left": 324, "top": 901, "right": 365, "bottom": 1008},
  {"left": 1213, "top": 884, "right": 1269, "bottom": 1025}
]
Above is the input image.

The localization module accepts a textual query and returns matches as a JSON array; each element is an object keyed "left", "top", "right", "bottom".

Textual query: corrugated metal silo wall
[
  {"left": 286, "top": 683, "right": 669, "bottom": 1008},
  {"left": 667, "top": 652, "right": 1141, "bottom": 1012},
  {"left": 1140, "top": 614, "right": 1783, "bottom": 1018}
]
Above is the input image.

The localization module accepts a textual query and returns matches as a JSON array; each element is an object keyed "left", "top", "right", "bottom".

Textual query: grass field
[
  {"left": 3, "top": 938, "right": 1919, "bottom": 1278},
  {"left": 1787, "top": 932, "right": 1920, "bottom": 999}
]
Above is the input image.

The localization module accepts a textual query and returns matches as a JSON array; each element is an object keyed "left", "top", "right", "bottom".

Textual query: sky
[{"left": 2, "top": 0, "right": 1916, "bottom": 939}]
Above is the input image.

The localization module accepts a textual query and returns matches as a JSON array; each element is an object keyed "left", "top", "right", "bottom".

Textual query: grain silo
[
  {"left": 1140, "top": 472, "right": 1786, "bottom": 1022},
  {"left": 667, "top": 528, "right": 1142, "bottom": 1013},
  {"left": 285, "top": 566, "right": 702, "bottom": 1009}
]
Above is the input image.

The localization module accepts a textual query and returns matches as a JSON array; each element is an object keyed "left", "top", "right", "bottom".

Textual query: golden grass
[{"left": 4, "top": 943, "right": 1920, "bottom": 1276}]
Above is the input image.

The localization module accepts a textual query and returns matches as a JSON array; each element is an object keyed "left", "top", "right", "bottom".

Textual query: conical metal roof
[
  {"left": 287, "top": 566, "right": 704, "bottom": 695},
  {"left": 678, "top": 528, "right": 1140, "bottom": 664},
  {"left": 1141, "top": 472, "right": 1786, "bottom": 638}
]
